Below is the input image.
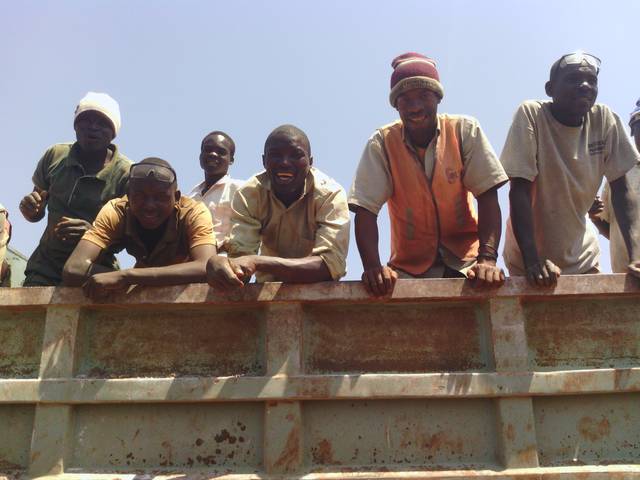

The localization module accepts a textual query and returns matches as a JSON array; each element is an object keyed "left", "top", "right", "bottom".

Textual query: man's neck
[
  {"left": 203, "top": 173, "right": 226, "bottom": 192},
  {"left": 549, "top": 103, "right": 584, "bottom": 127},
  {"left": 79, "top": 146, "right": 112, "bottom": 174},
  {"left": 275, "top": 187, "right": 304, "bottom": 208},
  {"left": 405, "top": 123, "right": 437, "bottom": 149}
]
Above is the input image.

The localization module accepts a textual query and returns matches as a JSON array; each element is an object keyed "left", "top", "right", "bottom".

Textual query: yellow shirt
[
  {"left": 82, "top": 195, "right": 215, "bottom": 267},
  {"left": 227, "top": 167, "right": 350, "bottom": 282}
]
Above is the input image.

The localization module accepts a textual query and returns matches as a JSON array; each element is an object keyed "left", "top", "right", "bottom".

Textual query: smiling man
[
  {"left": 502, "top": 52, "right": 640, "bottom": 285},
  {"left": 63, "top": 158, "right": 216, "bottom": 299},
  {"left": 187, "top": 131, "right": 243, "bottom": 252},
  {"left": 206, "top": 124, "right": 349, "bottom": 290},
  {"left": 349, "top": 52, "right": 508, "bottom": 296},
  {"left": 20, "top": 92, "right": 131, "bottom": 286}
]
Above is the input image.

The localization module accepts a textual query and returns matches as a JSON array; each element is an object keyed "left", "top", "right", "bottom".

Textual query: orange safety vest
[{"left": 381, "top": 117, "right": 479, "bottom": 275}]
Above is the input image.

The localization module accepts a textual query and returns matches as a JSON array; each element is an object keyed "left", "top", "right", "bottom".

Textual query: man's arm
[
  {"left": 468, "top": 186, "right": 505, "bottom": 286},
  {"left": 610, "top": 174, "right": 640, "bottom": 276},
  {"left": 82, "top": 244, "right": 216, "bottom": 299},
  {"left": 353, "top": 205, "right": 397, "bottom": 296},
  {"left": 588, "top": 196, "right": 610, "bottom": 239},
  {"left": 62, "top": 239, "right": 115, "bottom": 286},
  {"left": 509, "top": 178, "right": 561, "bottom": 286}
]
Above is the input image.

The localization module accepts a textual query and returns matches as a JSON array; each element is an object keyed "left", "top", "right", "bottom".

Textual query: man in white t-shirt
[
  {"left": 188, "top": 131, "right": 243, "bottom": 252},
  {"left": 501, "top": 52, "right": 640, "bottom": 286},
  {"left": 589, "top": 99, "right": 640, "bottom": 272}
]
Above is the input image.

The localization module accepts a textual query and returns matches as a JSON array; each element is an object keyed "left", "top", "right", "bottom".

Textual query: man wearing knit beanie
[
  {"left": 19, "top": 92, "right": 131, "bottom": 286},
  {"left": 349, "top": 53, "right": 508, "bottom": 295}
]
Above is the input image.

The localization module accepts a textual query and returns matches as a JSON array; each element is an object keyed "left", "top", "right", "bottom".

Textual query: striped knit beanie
[{"left": 389, "top": 53, "right": 444, "bottom": 107}]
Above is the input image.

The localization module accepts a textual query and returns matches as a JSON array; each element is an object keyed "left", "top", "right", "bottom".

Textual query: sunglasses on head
[
  {"left": 129, "top": 162, "right": 177, "bottom": 184},
  {"left": 555, "top": 52, "right": 601, "bottom": 74}
]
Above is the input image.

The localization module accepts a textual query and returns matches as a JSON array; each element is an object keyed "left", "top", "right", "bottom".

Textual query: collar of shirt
[
  {"left": 257, "top": 168, "right": 316, "bottom": 208},
  {"left": 399, "top": 115, "right": 442, "bottom": 153},
  {"left": 189, "top": 174, "right": 233, "bottom": 199},
  {"left": 66, "top": 142, "right": 124, "bottom": 181},
  {"left": 123, "top": 198, "right": 181, "bottom": 257}
]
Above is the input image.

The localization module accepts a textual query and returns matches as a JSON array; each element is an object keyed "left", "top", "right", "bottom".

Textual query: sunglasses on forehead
[
  {"left": 556, "top": 52, "right": 601, "bottom": 73},
  {"left": 129, "top": 162, "right": 177, "bottom": 184}
]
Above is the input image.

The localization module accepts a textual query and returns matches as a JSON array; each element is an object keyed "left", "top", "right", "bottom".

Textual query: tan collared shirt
[
  {"left": 82, "top": 195, "right": 215, "bottom": 267},
  {"left": 187, "top": 174, "right": 243, "bottom": 251},
  {"left": 348, "top": 114, "right": 507, "bottom": 275},
  {"left": 227, "top": 167, "right": 350, "bottom": 282}
]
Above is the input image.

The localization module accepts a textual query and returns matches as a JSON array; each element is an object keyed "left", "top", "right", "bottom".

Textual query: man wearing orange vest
[{"left": 349, "top": 53, "right": 508, "bottom": 295}]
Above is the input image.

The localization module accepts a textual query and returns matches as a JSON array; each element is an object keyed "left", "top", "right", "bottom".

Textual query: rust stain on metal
[
  {"left": 420, "top": 431, "right": 463, "bottom": 453},
  {"left": 311, "top": 439, "right": 339, "bottom": 465},
  {"left": 578, "top": 416, "right": 611, "bottom": 442},
  {"left": 505, "top": 423, "right": 515, "bottom": 442},
  {"left": 305, "top": 303, "right": 486, "bottom": 373},
  {"left": 525, "top": 299, "right": 640, "bottom": 369},
  {"left": 76, "top": 306, "right": 265, "bottom": 378},
  {"left": 273, "top": 426, "right": 300, "bottom": 469}
]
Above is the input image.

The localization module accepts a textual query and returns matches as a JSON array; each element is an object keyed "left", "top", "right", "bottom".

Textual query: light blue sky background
[{"left": 2, "top": 0, "right": 638, "bottom": 278}]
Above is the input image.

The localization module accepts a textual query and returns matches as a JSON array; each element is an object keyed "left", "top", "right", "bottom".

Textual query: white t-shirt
[
  {"left": 600, "top": 164, "right": 640, "bottom": 272},
  {"left": 501, "top": 100, "right": 639, "bottom": 275},
  {"left": 187, "top": 175, "right": 244, "bottom": 251}
]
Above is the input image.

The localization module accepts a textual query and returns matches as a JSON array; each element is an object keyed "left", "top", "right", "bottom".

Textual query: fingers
[
  {"left": 20, "top": 191, "right": 46, "bottom": 218},
  {"left": 470, "top": 264, "right": 505, "bottom": 288},
  {"left": 382, "top": 267, "right": 397, "bottom": 293},
  {"left": 627, "top": 263, "right": 640, "bottom": 278},
  {"left": 206, "top": 257, "right": 244, "bottom": 291},
  {"left": 362, "top": 267, "right": 396, "bottom": 296}
]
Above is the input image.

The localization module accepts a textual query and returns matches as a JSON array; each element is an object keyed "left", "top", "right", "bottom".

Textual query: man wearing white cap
[{"left": 20, "top": 92, "right": 131, "bottom": 286}]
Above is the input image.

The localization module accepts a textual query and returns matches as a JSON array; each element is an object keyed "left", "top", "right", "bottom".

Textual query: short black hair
[
  {"left": 264, "top": 124, "right": 311, "bottom": 155},
  {"left": 201, "top": 131, "right": 236, "bottom": 156}
]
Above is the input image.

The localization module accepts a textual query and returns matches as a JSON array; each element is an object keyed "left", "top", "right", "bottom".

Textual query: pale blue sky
[{"left": 2, "top": 0, "right": 638, "bottom": 278}]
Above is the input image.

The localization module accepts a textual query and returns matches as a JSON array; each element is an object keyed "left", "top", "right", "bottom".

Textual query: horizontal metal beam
[
  {"left": 1, "top": 368, "right": 639, "bottom": 404},
  {"left": 1, "top": 274, "right": 639, "bottom": 307}
]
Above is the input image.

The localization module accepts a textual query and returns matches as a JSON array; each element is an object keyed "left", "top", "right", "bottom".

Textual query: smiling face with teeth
[
  {"left": 262, "top": 126, "right": 313, "bottom": 207},
  {"left": 395, "top": 87, "right": 440, "bottom": 148}
]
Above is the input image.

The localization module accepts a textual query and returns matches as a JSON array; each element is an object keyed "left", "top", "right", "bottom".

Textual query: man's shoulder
[
  {"left": 311, "top": 168, "right": 345, "bottom": 196},
  {"left": 40, "top": 142, "right": 75, "bottom": 166},
  {"left": 112, "top": 148, "right": 133, "bottom": 169}
]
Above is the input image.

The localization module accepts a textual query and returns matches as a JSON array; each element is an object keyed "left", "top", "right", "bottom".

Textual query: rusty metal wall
[{"left": 0, "top": 275, "right": 639, "bottom": 479}]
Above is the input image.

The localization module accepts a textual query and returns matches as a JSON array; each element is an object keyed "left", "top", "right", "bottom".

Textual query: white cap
[{"left": 74, "top": 92, "right": 122, "bottom": 137}]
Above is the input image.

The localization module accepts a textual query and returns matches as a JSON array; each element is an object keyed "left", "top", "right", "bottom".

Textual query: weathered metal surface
[
  {"left": 0, "top": 309, "right": 45, "bottom": 378},
  {"left": 303, "top": 303, "right": 491, "bottom": 373},
  {"left": 0, "top": 276, "right": 639, "bottom": 479},
  {"left": 75, "top": 305, "right": 265, "bottom": 378}
]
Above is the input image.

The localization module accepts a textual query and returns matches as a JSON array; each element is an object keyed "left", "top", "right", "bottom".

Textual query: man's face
[
  {"left": 396, "top": 88, "right": 439, "bottom": 134},
  {"left": 199, "top": 134, "right": 234, "bottom": 178},
  {"left": 547, "top": 64, "right": 598, "bottom": 119},
  {"left": 128, "top": 177, "right": 177, "bottom": 230},
  {"left": 74, "top": 111, "right": 115, "bottom": 153},
  {"left": 262, "top": 133, "right": 312, "bottom": 200}
]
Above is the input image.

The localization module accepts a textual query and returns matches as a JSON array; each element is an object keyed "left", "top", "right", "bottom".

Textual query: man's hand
[
  {"left": 588, "top": 196, "right": 604, "bottom": 221},
  {"left": 232, "top": 255, "right": 259, "bottom": 280},
  {"left": 54, "top": 217, "right": 92, "bottom": 243},
  {"left": 19, "top": 190, "right": 48, "bottom": 221},
  {"left": 206, "top": 255, "right": 246, "bottom": 291},
  {"left": 83, "top": 271, "right": 129, "bottom": 300},
  {"left": 361, "top": 265, "right": 398, "bottom": 296},
  {"left": 468, "top": 259, "right": 505, "bottom": 287},
  {"left": 525, "top": 259, "right": 561, "bottom": 287},
  {"left": 627, "top": 261, "right": 640, "bottom": 278}
]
